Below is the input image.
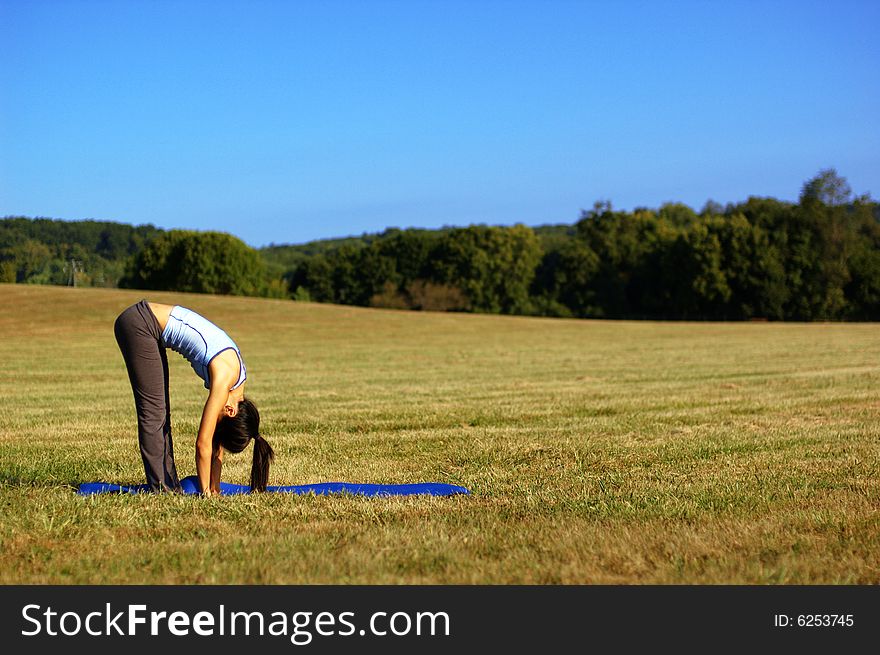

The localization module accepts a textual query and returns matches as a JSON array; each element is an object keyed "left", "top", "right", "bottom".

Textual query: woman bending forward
[{"left": 114, "top": 300, "right": 274, "bottom": 494}]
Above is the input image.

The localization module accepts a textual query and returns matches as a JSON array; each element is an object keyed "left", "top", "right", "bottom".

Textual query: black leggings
[{"left": 114, "top": 300, "right": 181, "bottom": 491}]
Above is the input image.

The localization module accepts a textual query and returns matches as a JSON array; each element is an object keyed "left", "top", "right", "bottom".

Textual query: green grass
[{"left": 1, "top": 284, "right": 878, "bottom": 583}]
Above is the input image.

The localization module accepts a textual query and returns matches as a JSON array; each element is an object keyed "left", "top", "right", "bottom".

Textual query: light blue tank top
[{"left": 161, "top": 306, "right": 247, "bottom": 390}]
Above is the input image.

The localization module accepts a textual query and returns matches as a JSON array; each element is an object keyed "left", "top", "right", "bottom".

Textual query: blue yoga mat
[{"left": 78, "top": 475, "right": 469, "bottom": 497}]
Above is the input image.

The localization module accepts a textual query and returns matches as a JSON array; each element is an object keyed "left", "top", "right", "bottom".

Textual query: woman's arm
[
  {"left": 197, "top": 352, "right": 241, "bottom": 495},
  {"left": 195, "top": 384, "right": 230, "bottom": 495}
]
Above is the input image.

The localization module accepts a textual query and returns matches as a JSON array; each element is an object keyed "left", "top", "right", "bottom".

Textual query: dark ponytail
[
  {"left": 213, "top": 397, "right": 275, "bottom": 492},
  {"left": 250, "top": 434, "right": 275, "bottom": 492}
]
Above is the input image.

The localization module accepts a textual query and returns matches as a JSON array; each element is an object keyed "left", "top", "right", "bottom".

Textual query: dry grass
[{"left": 0, "top": 284, "right": 878, "bottom": 583}]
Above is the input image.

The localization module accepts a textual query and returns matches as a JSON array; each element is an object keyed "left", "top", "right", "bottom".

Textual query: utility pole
[{"left": 65, "top": 259, "right": 83, "bottom": 287}]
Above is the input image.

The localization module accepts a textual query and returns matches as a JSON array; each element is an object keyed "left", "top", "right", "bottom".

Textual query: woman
[{"left": 113, "top": 300, "right": 274, "bottom": 494}]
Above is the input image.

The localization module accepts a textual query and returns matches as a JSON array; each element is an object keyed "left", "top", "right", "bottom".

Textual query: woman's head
[{"left": 213, "top": 397, "right": 275, "bottom": 491}]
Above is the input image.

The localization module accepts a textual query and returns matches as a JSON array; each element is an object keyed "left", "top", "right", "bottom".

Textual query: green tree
[
  {"left": 796, "top": 169, "right": 859, "bottom": 318},
  {"left": 287, "top": 255, "right": 335, "bottom": 302},
  {"left": 431, "top": 224, "right": 541, "bottom": 314},
  {"left": 329, "top": 245, "right": 366, "bottom": 305},
  {"left": 712, "top": 214, "right": 787, "bottom": 319},
  {"left": 842, "top": 196, "right": 880, "bottom": 319},
  {"left": 800, "top": 168, "right": 852, "bottom": 207},
  {"left": 661, "top": 220, "right": 730, "bottom": 319},
  {"left": 122, "top": 230, "right": 268, "bottom": 295},
  {"left": 375, "top": 230, "right": 437, "bottom": 284},
  {"left": 11, "top": 239, "right": 53, "bottom": 282},
  {"left": 537, "top": 239, "right": 600, "bottom": 317},
  {"left": 658, "top": 202, "right": 698, "bottom": 227},
  {"left": 575, "top": 204, "right": 678, "bottom": 318}
]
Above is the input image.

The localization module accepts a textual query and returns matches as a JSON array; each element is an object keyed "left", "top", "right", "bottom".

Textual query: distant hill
[
  {"left": 1, "top": 216, "right": 577, "bottom": 287},
  {"left": 261, "top": 223, "right": 577, "bottom": 271},
  {"left": 5, "top": 168, "right": 877, "bottom": 322},
  {"left": 0, "top": 216, "right": 162, "bottom": 286}
]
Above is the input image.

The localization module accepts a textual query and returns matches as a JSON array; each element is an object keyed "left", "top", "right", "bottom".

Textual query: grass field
[{"left": 1, "top": 283, "right": 878, "bottom": 584}]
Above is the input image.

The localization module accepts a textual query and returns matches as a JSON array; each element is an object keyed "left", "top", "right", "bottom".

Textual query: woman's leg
[{"left": 114, "top": 300, "right": 181, "bottom": 491}]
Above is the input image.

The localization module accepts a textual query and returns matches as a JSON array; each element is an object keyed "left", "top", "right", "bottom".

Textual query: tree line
[
  {"left": 0, "top": 218, "right": 161, "bottom": 287},
  {"left": 282, "top": 170, "right": 880, "bottom": 320},
  {"left": 2, "top": 169, "right": 878, "bottom": 320}
]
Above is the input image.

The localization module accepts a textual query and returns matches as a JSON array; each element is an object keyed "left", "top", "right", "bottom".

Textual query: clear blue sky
[{"left": 1, "top": 0, "right": 878, "bottom": 247}]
